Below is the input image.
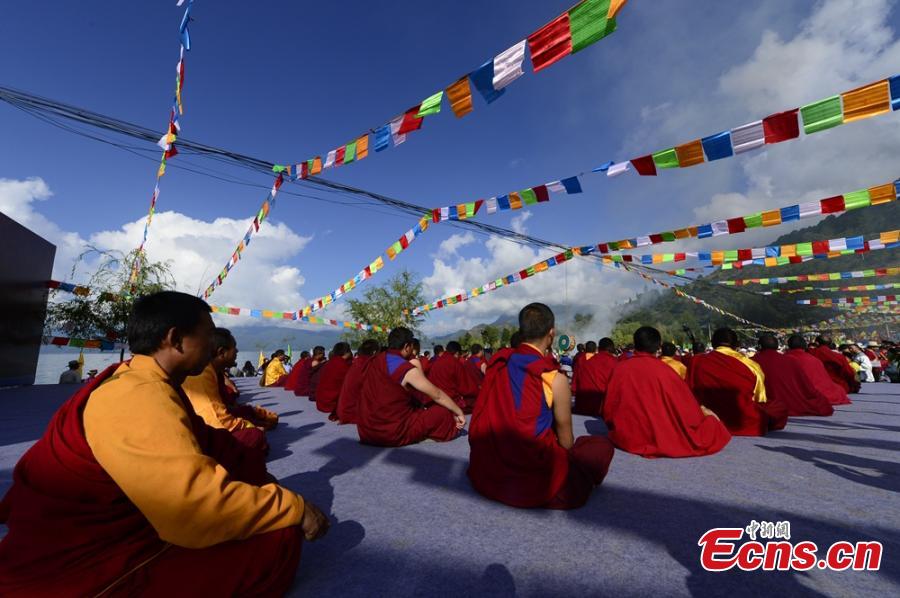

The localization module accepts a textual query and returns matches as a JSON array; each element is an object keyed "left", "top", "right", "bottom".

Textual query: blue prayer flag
[
  {"left": 765, "top": 246, "right": 780, "bottom": 257},
  {"left": 374, "top": 125, "right": 391, "bottom": 152},
  {"left": 846, "top": 236, "right": 865, "bottom": 250},
  {"left": 697, "top": 224, "right": 714, "bottom": 239},
  {"left": 641, "top": 255, "right": 652, "bottom": 264},
  {"left": 780, "top": 205, "right": 800, "bottom": 222},
  {"left": 470, "top": 60, "right": 505, "bottom": 104},
  {"left": 250, "top": 309, "right": 262, "bottom": 318},
  {"left": 701, "top": 131, "right": 734, "bottom": 161},
  {"left": 592, "top": 161, "right": 615, "bottom": 173},
  {"left": 698, "top": 252, "right": 711, "bottom": 261},
  {"left": 890, "top": 75, "right": 900, "bottom": 111},
  {"left": 561, "top": 176, "right": 583, "bottom": 194},
  {"left": 179, "top": 1, "right": 193, "bottom": 50},
  {"left": 497, "top": 195, "right": 511, "bottom": 210}
]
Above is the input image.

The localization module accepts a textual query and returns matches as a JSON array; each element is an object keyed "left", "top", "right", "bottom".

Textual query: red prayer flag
[
  {"left": 820, "top": 195, "right": 846, "bottom": 213},
  {"left": 763, "top": 109, "right": 800, "bottom": 144},
  {"left": 630, "top": 155, "right": 657, "bottom": 176},
  {"left": 737, "top": 249, "right": 752, "bottom": 261},
  {"left": 228, "top": 307, "right": 240, "bottom": 315},
  {"left": 528, "top": 13, "right": 573, "bottom": 73},
  {"left": 164, "top": 145, "right": 178, "bottom": 159},
  {"left": 397, "top": 106, "right": 424, "bottom": 135},
  {"left": 812, "top": 240, "right": 829, "bottom": 254},
  {"left": 727, "top": 217, "right": 746, "bottom": 234},
  {"left": 274, "top": 173, "right": 284, "bottom": 190},
  {"left": 399, "top": 235, "right": 410, "bottom": 249},
  {"left": 51, "top": 337, "right": 68, "bottom": 346},
  {"left": 649, "top": 234, "right": 664, "bottom": 244},
  {"left": 598, "top": 243, "right": 609, "bottom": 253},
  {"left": 675, "top": 252, "right": 686, "bottom": 261},
  {"left": 300, "top": 162, "right": 309, "bottom": 179},
  {"left": 335, "top": 146, "right": 346, "bottom": 165},
  {"left": 432, "top": 208, "right": 441, "bottom": 223},
  {"left": 534, "top": 185, "right": 550, "bottom": 202}
]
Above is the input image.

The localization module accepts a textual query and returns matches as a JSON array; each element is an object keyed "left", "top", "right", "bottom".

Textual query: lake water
[{"left": 34, "top": 350, "right": 262, "bottom": 385}]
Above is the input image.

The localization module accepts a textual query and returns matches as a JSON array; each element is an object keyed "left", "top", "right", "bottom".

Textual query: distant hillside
[
  {"left": 611, "top": 201, "right": 899, "bottom": 343},
  {"left": 229, "top": 325, "right": 342, "bottom": 353},
  {"left": 427, "top": 313, "right": 518, "bottom": 346}
]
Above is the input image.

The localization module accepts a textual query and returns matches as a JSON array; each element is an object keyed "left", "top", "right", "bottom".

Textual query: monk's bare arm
[
  {"left": 402, "top": 367, "right": 466, "bottom": 427},
  {"left": 551, "top": 372, "right": 575, "bottom": 449}
]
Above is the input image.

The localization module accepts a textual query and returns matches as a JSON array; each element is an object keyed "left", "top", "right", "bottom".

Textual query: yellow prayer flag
[
  {"left": 609, "top": 0, "right": 628, "bottom": 18},
  {"left": 881, "top": 230, "right": 899, "bottom": 244},
  {"left": 711, "top": 251, "right": 725, "bottom": 265},
  {"left": 675, "top": 139, "right": 705, "bottom": 168},
  {"left": 842, "top": 80, "right": 891, "bottom": 123},
  {"left": 509, "top": 192, "right": 523, "bottom": 210},
  {"left": 868, "top": 183, "right": 896, "bottom": 206},
  {"left": 764, "top": 257, "right": 777, "bottom": 267},
  {"left": 446, "top": 76, "right": 474, "bottom": 118},
  {"left": 311, "top": 157, "right": 323, "bottom": 175},
  {"left": 781, "top": 244, "right": 797, "bottom": 258},
  {"left": 674, "top": 228, "right": 692, "bottom": 239},
  {"left": 761, "top": 210, "right": 782, "bottom": 227},
  {"left": 356, "top": 134, "right": 369, "bottom": 160}
]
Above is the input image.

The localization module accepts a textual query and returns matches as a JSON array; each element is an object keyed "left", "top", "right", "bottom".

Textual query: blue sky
[{"left": 2, "top": 0, "right": 899, "bottom": 336}]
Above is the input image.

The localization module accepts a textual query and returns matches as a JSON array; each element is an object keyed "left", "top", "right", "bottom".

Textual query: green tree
[
  {"left": 342, "top": 270, "right": 426, "bottom": 347},
  {"left": 480, "top": 324, "right": 499, "bottom": 349},
  {"left": 45, "top": 247, "right": 176, "bottom": 360},
  {"left": 459, "top": 331, "right": 474, "bottom": 350},
  {"left": 610, "top": 321, "right": 642, "bottom": 348},
  {"left": 499, "top": 326, "right": 513, "bottom": 348},
  {"left": 572, "top": 312, "right": 593, "bottom": 335}
]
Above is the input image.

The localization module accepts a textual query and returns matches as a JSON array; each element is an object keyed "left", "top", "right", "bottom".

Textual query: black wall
[{"left": 0, "top": 212, "right": 56, "bottom": 386}]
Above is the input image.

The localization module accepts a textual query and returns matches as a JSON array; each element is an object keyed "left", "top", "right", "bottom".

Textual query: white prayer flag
[
  {"left": 711, "top": 221, "right": 729, "bottom": 236},
  {"left": 731, "top": 120, "right": 765, "bottom": 154},
  {"left": 607, "top": 162, "right": 630, "bottom": 177},
  {"left": 486, "top": 198, "right": 498, "bottom": 214},
  {"left": 828, "top": 238, "right": 847, "bottom": 251},
  {"left": 492, "top": 40, "right": 526, "bottom": 90},
  {"left": 390, "top": 116, "right": 407, "bottom": 146},
  {"left": 798, "top": 201, "right": 821, "bottom": 218},
  {"left": 324, "top": 150, "right": 336, "bottom": 168},
  {"left": 546, "top": 181, "right": 566, "bottom": 193}
]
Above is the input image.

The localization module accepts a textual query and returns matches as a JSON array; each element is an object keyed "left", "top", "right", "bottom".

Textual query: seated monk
[
  {"left": 571, "top": 339, "right": 618, "bottom": 416},
  {"left": 785, "top": 335, "right": 851, "bottom": 406},
  {"left": 262, "top": 349, "right": 288, "bottom": 387},
  {"left": 752, "top": 334, "right": 834, "bottom": 417},
  {"left": 337, "top": 339, "right": 379, "bottom": 424},
  {"left": 688, "top": 328, "right": 788, "bottom": 436},
  {"left": 357, "top": 327, "right": 466, "bottom": 447},
  {"left": 182, "top": 327, "right": 271, "bottom": 457},
  {"left": 572, "top": 343, "right": 586, "bottom": 373},
  {"left": 315, "top": 342, "right": 352, "bottom": 421},
  {"left": 420, "top": 350, "right": 432, "bottom": 374},
  {"left": 660, "top": 342, "right": 687, "bottom": 380},
  {"left": 466, "top": 344, "right": 487, "bottom": 383},
  {"left": 809, "top": 335, "right": 861, "bottom": 394},
  {"left": 603, "top": 326, "right": 730, "bottom": 458},
  {"left": 468, "top": 303, "right": 615, "bottom": 509},
  {"left": 283, "top": 350, "right": 310, "bottom": 392},
  {"left": 427, "top": 341, "right": 480, "bottom": 413},
  {"left": 307, "top": 350, "right": 329, "bottom": 403},
  {"left": 293, "top": 346, "right": 325, "bottom": 398},
  {"left": 0, "top": 291, "right": 328, "bottom": 596}
]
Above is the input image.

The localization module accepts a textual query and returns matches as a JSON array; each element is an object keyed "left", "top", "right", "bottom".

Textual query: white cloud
[
  {"left": 0, "top": 177, "right": 314, "bottom": 327},
  {"left": 435, "top": 231, "right": 476, "bottom": 257},
  {"left": 510, "top": 210, "right": 533, "bottom": 234}
]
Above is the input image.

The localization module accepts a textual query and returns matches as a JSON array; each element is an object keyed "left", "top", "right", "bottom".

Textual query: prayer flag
[
  {"left": 447, "top": 76, "right": 474, "bottom": 117},
  {"left": 762, "top": 109, "right": 800, "bottom": 143},
  {"left": 311, "top": 157, "right": 322, "bottom": 175},
  {"left": 800, "top": 96, "right": 843, "bottom": 134},
  {"left": 731, "top": 120, "right": 765, "bottom": 154},
  {"left": 534, "top": 185, "right": 550, "bottom": 202},
  {"left": 344, "top": 140, "right": 357, "bottom": 164},
  {"left": 891, "top": 74, "right": 900, "bottom": 110},
  {"left": 398, "top": 106, "right": 424, "bottom": 134},
  {"left": 493, "top": 40, "right": 527, "bottom": 89},
  {"left": 486, "top": 197, "right": 498, "bottom": 213},
  {"left": 675, "top": 139, "right": 705, "bottom": 167},
  {"left": 652, "top": 148, "right": 679, "bottom": 169},
  {"left": 843, "top": 189, "right": 871, "bottom": 210},
  {"left": 631, "top": 155, "right": 657, "bottom": 176},
  {"left": 820, "top": 195, "right": 845, "bottom": 214},
  {"left": 842, "top": 80, "right": 891, "bottom": 123},
  {"left": 335, "top": 146, "right": 346, "bottom": 166},
  {"left": 324, "top": 150, "right": 336, "bottom": 168},
  {"left": 374, "top": 125, "right": 391, "bottom": 152},
  {"left": 869, "top": 182, "right": 896, "bottom": 205},
  {"left": 761, "top": 210, "right": 781, "bottom": 226},
  {"left": 300, "top": 162, "right": 309, "bottom": 179},
  {"left": 609, "top": 0, "right": 628, "bottom": 19},
  {"left": 356, "top": 134, "right": 369, "bottom": 160},
  {"left": 417, "top": 91, "right": 444, "bottom": 117},
  {"left": 561, "top": 176, "right": 582, "bottom": 193},
  {"left": 798, "top": 200, "right": 820, "bottom": 218},
  {"left": 528, "top": 13, "right": 572, "bottom": 73},
  {"left": 390, "top": 116, "right": 407, "bottom": 145},
  {"left": 547, "top": 180, "right": 566, "bottom": 193},
  {"left": 701, "top": 131, "right": 733, "bottom": 161},
  {"left": 509, "top": 192, "right": 523, "bottom": 210},
  {"left": 497, "top": 195, "right": 511, "bottom": 210},
  {"left": 520, "top": 188, "right": 538, "bottom": 205},
  {"left": 780, "top": 205, "right": 800, "bottom": 222},
  {"left": 608, "top": 161, "right": 630, "bottom": 176},
  {"left": 743, "top": 213, "right": 763, "bottom": 228},
  {"left": 568, "top": 0, "right": 617, "bottom": 54},
  {"left": 470, "top": 60, "right": 505, "bottom": 104}
]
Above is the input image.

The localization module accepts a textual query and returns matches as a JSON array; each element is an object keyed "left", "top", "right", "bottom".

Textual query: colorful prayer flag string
[
  {"left": 755, "top": 282, "right": 900, "bottom": 295},
  {"left": 207, "top": 304, "right": 387, "bottom": 332},
  {"left": 43, "top": 335, "right": 122, "bottom": 351},
  {"left": 719, "top": 266, "right": 900, "bottom": 286},
  {"left": 797, "top": 296, "right": 898, "bottom": 306},
  {"left": 130, "top": 0, "right": 195, "bottom": 287}
]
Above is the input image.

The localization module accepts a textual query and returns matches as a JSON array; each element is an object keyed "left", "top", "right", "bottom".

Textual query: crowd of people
[{"left": 6, "top": 289, "right": 895, "bottom": 594}]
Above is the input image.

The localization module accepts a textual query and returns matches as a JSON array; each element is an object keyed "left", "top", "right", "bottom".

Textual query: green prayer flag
[
  {"left": 800, "top": 95, "right": 843, "bottom": 134},
  {"left": 495, "top": 278, "right": 504, "bottom": 287},
  {"left": 344, "top": 141, "right": 357, "bottom": 164},
  {"left": 724, "top": 250, "right": 738, "bottom": 262},
  {"left": 417, "top": 91, "right": 444, "bottom": 117},
  {"left": 464, "top": 202, "right": 476, "bottom": 218},
  {"left": 69, "top": 338, "right": 86, "bottom": 348},
  {"left": 520, "top": 189, "right": 538, "bottom": 205},
  {"left": 652, "top": 148, "right": 679, "bottom": 169},
  {"left": 796, "top": 242, "right": 814, "bottom": 256},
  {"left": 842, "top": 189, "right": 871, "bottom": 210},
  {"left": 391, "top": 241, "right": 403, "bottom": 254},
  {"left": 743, "top": 213, "right": 763, "bottom": 228},
  {"left": 829, "top": 273, "right": 841, "bottom": 280},
  {"left": 564, "top": 249, "right": 574, "bottom": 260},
  {"left": 722, "top": 263, "right": 733, "bottom": 270},
  {"left": 661, "top": 232, "right": 676, "bottom": 242},
  {"left": 272, "top": 165, "right": 286, "bottom": 173},
  {"left": 776, "top": 257, "right": 790, "bottom": 265},
  {"left": 662, "top": 253, "right": 675, "bottom": 262},
  {"left": 569, "top": 0, "right": 617, "bottom": 53},
  {"left": 526, "top": 266, "right": 536, "bottom": 276},
  {"left": 608, "top": 241, "right": 620, "bottom": 251}
]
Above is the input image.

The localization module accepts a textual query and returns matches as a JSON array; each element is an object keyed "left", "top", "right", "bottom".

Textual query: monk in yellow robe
[
  {"left": 660, "top": 342, "right": 687, "bottom": 379},
  {"left": 0, "top": 291, "right": 328, "bottom": 596},
  {"left": 262, "top": 349, "right": 288, "bottom": 387},
  {"left": 183, "top": 327, "right": 276, "bottom": 456}
]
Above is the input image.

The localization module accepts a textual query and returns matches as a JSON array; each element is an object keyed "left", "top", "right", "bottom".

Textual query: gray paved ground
[{"left": 1, "top": 381, "right": 898, "bottom": 597}]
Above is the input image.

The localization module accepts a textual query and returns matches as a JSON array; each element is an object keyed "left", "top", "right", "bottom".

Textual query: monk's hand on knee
[
  {"left": 454, "top": 413, "right": 466, "bottom": 429},
  {"left": 301, "top": 501, "right": 330, "bottom": 541}
]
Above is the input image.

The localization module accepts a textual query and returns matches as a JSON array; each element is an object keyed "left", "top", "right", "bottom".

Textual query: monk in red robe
[
  {"left": 427, "top": 341, "right": 481, "bottom": 413},
  {"left": 466, "top": 343, "right": 487, "bottom": 383},
  {"left": 752, "top": 334, "right": 834, "bottom": 417},
  {"left": 809, "top": 335, "right": 861, "bottom": 394},
  {"left": 357, "top": 327, "right": 466, "bottom": 446},
  {"left": 468, "top": 303, "right": 614, "bottom": 509},
  {"left": 0, "top": 291, "right": 329, "bottom": 596},
  {"left": 688, "top": 328, "right": 788, "bottom": 436},
  {"left": 315, "top": 342, "right": 352, "bottom": 421},
  {"left": 283, "top": 350, "right": 310, "bottom": 392},
  {"left": 572, "top": 339, "right": 618, "bottom": 416},
  {"left": 420, "top": 350, "right": 432, "bottom": 374},
  {"left": 292, "top": 346, "right": 325, "bottom": 398},
  {"left": 603, "top": 326, "right": 730, "bottom": 458},
  {"left": 337, "top": 339, "right": 379, "bottom": 424},
  {"left": 785, "top": 335, "right": 852, "bottom": 405}
]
